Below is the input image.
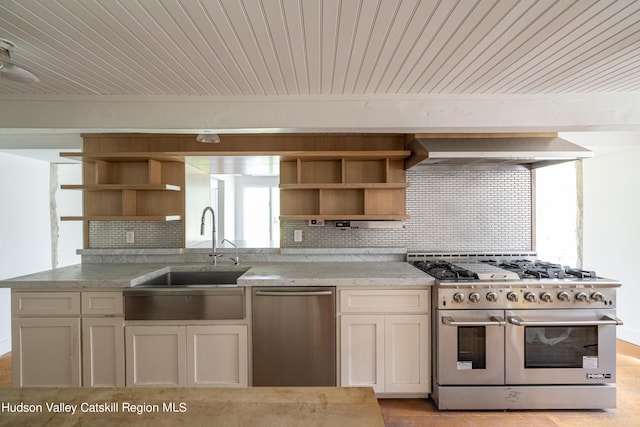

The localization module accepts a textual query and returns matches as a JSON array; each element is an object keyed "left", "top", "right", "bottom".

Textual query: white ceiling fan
[{"left": 0, "top": 38, "right": 39, "bottom": 84}]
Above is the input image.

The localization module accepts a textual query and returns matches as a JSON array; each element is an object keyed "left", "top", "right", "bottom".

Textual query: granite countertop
[
  {"left": 0, "top": 386, "right": 384, "bottom": 427},
  {"left": 0, "top": 262, "right": 433, "bottom": 289}
]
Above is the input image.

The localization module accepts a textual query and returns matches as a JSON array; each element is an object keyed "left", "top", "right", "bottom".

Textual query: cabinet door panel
[
  {"left": 385, "top": 315, "right": 430, "bottom": 393},
  {"left": 12, "top": 318, "right": 81, "bottom": 387},
  {"left": 340, "top": 315, "right": 385, "bottom": 393},
  {"left": 186, "top": 325, "right": 248, "bottom": 387},
  {"left": 82, "top": 317, "right": 125, "bottom": 387},
  {"left": 125, "top": 326, "right": 187, "bottom": 387}
]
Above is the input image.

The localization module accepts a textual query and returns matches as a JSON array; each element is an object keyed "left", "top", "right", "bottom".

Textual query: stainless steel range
[{"left": 408, "top": 253, "right": 623, "bottom": 410}]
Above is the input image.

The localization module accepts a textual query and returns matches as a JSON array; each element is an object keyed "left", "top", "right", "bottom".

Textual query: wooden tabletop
[{"left": 0, "top": 386, "right": 384, "bottom": 427}]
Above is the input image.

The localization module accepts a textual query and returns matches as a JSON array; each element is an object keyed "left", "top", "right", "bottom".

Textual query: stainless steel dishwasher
[{"left": 252, "top": 287, "right": 336, "bottom": 386}]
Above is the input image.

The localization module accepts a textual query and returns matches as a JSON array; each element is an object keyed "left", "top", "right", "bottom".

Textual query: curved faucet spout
[
  {"left": 200, "top": 206, "right": 218, "bottom": 264},
  {"left": 222, "top": 238, "right": 240, "bottom": 265}
]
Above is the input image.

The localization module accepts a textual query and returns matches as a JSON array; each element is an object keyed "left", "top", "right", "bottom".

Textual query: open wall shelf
[
  {"left": 60, "top": 156, "right": 184, "bottom": 222},
  {"left": 280, "top": 153, "right": 409, "bottom": 220}
]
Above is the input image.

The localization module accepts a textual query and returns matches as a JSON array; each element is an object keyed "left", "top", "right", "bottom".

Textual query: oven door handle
[
  {"left": 442, "top": 315, "right": 506, "bottom": 326},
  {"left": 508, "top": 315, "right": 623, "bottom": 327}
]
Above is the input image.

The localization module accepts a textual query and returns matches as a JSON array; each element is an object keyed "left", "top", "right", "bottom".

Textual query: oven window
[
  {"left": 524, "top": 326, "right": 598, "bottom": 368},
  {"left": 458, "top": 327, "right": 486, "bottom": 369}
]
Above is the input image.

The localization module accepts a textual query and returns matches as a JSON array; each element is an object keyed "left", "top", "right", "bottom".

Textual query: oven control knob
[
  {"left": 486, "top": 292, "right": 498, "bottom": 302},
  {"left": 576, "top": 292, "right": 589, "bottom": 302},
  {"left": 557, "top": 291, "right": 570, "bottom": 302},
  {"left": 469, "top": 292, "right": 480, "bottom": 303},
  {"left": 591, "top": 292, "right": 605, "bottom": 302},
  {"left": 506, "top": 292, "right": 519, "bottom": 302},
  {"left": 524, "top": 292, "right": 537, "bottom": 303},
  {"left": 540, "top": 292, "right": 553, "bottom": 303},
  {"left": 453, "top": 292, "right": 465, "bottom": 303}
]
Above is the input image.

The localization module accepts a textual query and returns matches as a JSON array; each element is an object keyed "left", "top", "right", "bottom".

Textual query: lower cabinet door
[
  {"left": 384, "top": 314, "right": 430, "bottom": 394},
  {"left": 340, "top": 315, "right": 385, "bottom": 393},
  {"left": 82, "top": 317, "right": 125, "bottom": 387},
  {"left": 125, "top": 325, "right": 187, "bottom": 387},
  {"left": 340, "top": 314, "right": 430, "bottom": 394},
  {"left": 186, "top": 325, "right": 248, "bottom": 387},
  {"left": 12, "top": 317, "right": 81, "bottom": 387}
]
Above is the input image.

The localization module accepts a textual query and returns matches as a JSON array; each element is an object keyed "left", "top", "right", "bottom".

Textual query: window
[
  {"left": 535, "top": 162, "right": 578, "bottom": 266},
  {"left": 236, "top": 177, "right": 280, "bottom": 248}
]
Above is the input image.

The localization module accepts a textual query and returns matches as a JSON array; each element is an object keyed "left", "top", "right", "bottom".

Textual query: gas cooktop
[{"left": 409, "top": 253, "right": 620, "bottom": 288}]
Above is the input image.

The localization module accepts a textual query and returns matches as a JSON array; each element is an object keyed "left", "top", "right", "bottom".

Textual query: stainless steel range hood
[{"left": 405, "top": 134, "right": 593, "bottom": 170}]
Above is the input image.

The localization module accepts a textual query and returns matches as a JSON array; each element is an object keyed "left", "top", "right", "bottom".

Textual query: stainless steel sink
[
  {"left": 133, "top": 268, "right": 249, "bottom": 288},
  {"left": 124, "top": 268, "right": 250, "bottom": 320}
]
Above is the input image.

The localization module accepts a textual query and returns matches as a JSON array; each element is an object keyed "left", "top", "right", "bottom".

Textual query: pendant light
[{"left": 196, "top": 133, "right": 221, "bottom": 143}]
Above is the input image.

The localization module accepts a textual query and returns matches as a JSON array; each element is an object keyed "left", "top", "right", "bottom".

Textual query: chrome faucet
[
  {"left": 200, "top": 206, "right": 221, "bottom": 265},
  {"left": 222, "top": 239, "right": 240, "bottom": 265}
]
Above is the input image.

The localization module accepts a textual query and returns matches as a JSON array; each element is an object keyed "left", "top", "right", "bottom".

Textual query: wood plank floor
[
  {"left": 1, "top": 340, "right": 639, "bottom": 426},
  {"left": 378, "top": 340, "right": 640, "bottom": 427}
]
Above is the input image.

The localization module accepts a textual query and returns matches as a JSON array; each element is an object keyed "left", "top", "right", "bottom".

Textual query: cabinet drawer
[
  {"left": 82, "top": 291, "right": 124, "bottom": 315},
  {"left": 12, "top": 291, "right": 81, "bottom": 316},
  {"left": 339, "top": 289, "right": 429, "bottom": 314}
]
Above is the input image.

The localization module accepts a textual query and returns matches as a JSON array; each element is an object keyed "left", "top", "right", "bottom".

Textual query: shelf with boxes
[{"left": 279, "top": 151, "right": 410, "bottom": 220}]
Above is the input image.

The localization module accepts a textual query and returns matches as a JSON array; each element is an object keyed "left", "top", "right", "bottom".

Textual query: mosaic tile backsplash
[
  {"left": 281, "top": 169, "right": 532, "bottom": 251},
  {"left": 89, "top": 220, "right": 182, "bottom": 248}
]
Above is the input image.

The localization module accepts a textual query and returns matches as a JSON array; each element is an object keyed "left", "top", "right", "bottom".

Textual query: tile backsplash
[
  {"left": 88, "top": 169, "right": 532, "bottom": 252},
  {"left": 281, "top": 169, "right": 532, "bottom": 251},
  {"left": 89, "top": 220, "right": 182, "bottom": 248}
]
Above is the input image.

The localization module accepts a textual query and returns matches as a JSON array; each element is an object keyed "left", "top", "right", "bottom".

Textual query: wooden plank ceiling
[{"left": 1, "top": 0, "right": 639, "bottom": 96}]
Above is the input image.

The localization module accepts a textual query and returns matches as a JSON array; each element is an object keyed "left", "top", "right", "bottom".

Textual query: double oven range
[{"left": 409, "top": 253, "right": 623, "bottom": 410}]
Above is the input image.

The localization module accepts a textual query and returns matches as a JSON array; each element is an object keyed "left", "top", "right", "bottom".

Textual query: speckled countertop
[{"left": 0, "top": 262, "right": 433, "bottom": 289}]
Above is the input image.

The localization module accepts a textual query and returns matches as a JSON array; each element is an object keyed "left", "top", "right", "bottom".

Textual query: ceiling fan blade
[{"left": 0, "top": 60, "right": 40, "bottom": 83}]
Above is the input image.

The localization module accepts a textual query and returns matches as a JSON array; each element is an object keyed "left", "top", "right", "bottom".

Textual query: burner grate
[
  {"left": 413, "top": 261, "right": 478, "bottom": 281},
  {"left": 565, "top": 268, "right": 598, "bottom": 279},
  {"left": 483, "top": 260, "right": 569, "bottom": 279}
]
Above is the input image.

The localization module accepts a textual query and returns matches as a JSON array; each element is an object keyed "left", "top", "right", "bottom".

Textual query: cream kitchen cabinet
[
  {"left": 125, "top": 325, "right": 188, "bottom": 387},
  {"left": 12, "top": 291, "right": 82, "bottom": 387},
  {"left": 12, "top": 317, "right": 82, "bottom": 387},
  {"left": 339, "top": 314, "right": 384, "bottom": 392},
  {"left": 125, "top": 324, "right": 248, "bottom": 388},
  {"left": 81, "top": 291, "right": 125, "bottom": 387},
  {"left": 82, "top": 317, "right": 125, "bottom": 387},
  {"left": 187, "top": 325, "right": 248, "bottom": 387},
  {"left": 11, "top": 290, "right": 124, "bottom": 387},
  {"left": 338, "top": 288, "right": 430, "bottom": 396}
]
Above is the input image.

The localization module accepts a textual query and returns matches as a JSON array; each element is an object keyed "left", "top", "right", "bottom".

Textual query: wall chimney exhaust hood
[{"left": 405, "top": 134, "right": 593, "bottom": 170}]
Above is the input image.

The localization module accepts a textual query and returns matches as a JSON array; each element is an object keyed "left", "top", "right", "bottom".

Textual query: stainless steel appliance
[
  {"left": 409, "top": 254, "right": 623, "bottom": 410},
  {"left": 252, "top": 287, "right": 336, "bottom": 386},
  {"left": 405, "top": 136, "right": 593, "bottom": 170},
  {"left": 124, "top": 270, "right": 248, "bottom": 320}
]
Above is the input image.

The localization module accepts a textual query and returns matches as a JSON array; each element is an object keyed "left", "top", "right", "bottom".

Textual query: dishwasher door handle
[{"left": 255, "top": 290, "right": 334, "bottom": 297}]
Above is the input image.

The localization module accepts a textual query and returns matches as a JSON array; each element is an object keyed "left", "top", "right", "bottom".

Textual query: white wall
[
  {"left": 581, "top": 146, "right": 640, "bottom": 345},
  {"left": 55, "top": 164, "right": 82, "bottom": 267},
  {"left": 0, "top": 153, "right": 53, "bottom": 355}
]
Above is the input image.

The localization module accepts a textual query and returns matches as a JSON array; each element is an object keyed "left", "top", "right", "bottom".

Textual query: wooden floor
[
  {"left": 1, "top": 341, "right": 639, "bottom": 426},
  {"left": 378, "top": 340, "right": 640, "bottom": 427}
]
